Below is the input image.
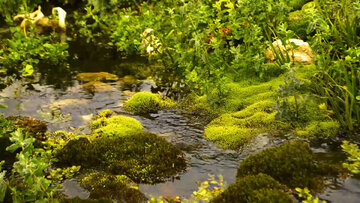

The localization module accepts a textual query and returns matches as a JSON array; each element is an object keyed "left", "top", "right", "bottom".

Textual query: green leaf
[
  {"left": 22, "top": 64, "right": 34, "bottom": 77},
  {"left": 0, "top": 104, "right": 7, "bottom": 109}
]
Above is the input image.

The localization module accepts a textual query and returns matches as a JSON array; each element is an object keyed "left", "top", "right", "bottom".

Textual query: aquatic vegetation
[
  {"left": 82, "top": 173, "right": 146, "bottom": 202},
  {"left": 76, "top": 72, "right": 119, "bottom": 82},
  {"left": 56, "top": 132, "right": 186, "bottom": 183},
  {"left": 124, "top": 92, "right": 177, "bottom": 114},
  {"left": 90, "top": 110, "right": 144, "bottom": 138},
  {"left": 212, "top": 173, "right": 293, "bottom": 203},
  {"left": 236, "top": 140, "right": 336, "bottom": 192},
  {"left": 341, "top": 141, "right": 360, "bottom": 174},
  {"left": 295, "top": 187, "right": 327, "bottom": 203}
]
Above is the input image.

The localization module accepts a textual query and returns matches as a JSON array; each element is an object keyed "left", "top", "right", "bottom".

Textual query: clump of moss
[
  {"left": 90, "top": 114, "right": 144, "bottom": 138},
  {"left": 204, "top": 100, "right": 288, "bottom": 150},
  {"left": 236, "top": 140, "right": 335, "bottom": 192},
  {"left": 56, "top": 132, "right": 186, "bottom": 184},
  {"left": 81, "top": 173, "right": 146, "bottom": 203},
  {"left": 211, "top": 173, "right": 293, "bottom": 203},
  {"left": 295, "top": 121, "right": 340, "bottom": 139},
  {"left": 124, "top": 92, "right": 177, "bottom": 114},
  {"left": 119, "top": 75, "right": 138, "bottom": 89},
  {"left": 7, "top": 116, "right": 47, "bottom": 141}
]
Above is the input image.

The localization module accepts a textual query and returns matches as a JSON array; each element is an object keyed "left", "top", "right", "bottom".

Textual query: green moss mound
[
  {"left": 124, "top": 92, "right": 176, "bottom": 114},
  {"left": 212, "top": 173, "right": 293, "bottom": 203},
  {"left": 82, "top": 173, "right": 146, "bottom": 203},
  {"left": 204, "top": 100, "right": 289, "bottom": 150},
  {"left": 56, "top": 132, "right": 186, "bottom": 184},
  {"left": 236, "top": 140, "right": 334, "bottom": 192},
  {"left": 90, "top": 110, "right": 143, "bottom": 138}
]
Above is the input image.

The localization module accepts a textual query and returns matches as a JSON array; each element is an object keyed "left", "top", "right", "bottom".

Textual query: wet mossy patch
[
  {"left": 295, "top": 120, "right": 340, "bottom": 139},
  {"left": 56, "top": 132, "right": 186, "bottom": 184},
  {"left": 236, "top": 140, "right": 337, "bottom": 192},
  {"left": 90, "top": 111, "right": 143, "bottom": 138},
  {"left": 124, "top": 92, "right": 177, "bottom": 114},
  {"left": 204, "top": 100, "right": 289, "bottom": 150},
  {"left": 76, "top": 72, "right": 119, "bottom": 82},
  {"left": 81, "top": 173, "right": 146, "bottom": 203},
  {"left": 211, "top": 173, "right": 293, "bottom": 203}
]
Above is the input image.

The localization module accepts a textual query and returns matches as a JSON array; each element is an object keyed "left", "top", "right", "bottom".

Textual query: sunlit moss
[
  {"left": 90, "top": 114, "right": 143, "bottom": 138},
  {"left": 212, "top": 173, "right": 293, "bottom": 203},
  {"left": 295, "top": 120, "right": 340, "bottom": 139},
  {"left": 124, "top": 92, "right": 177, "bottom": 114},
  {"left": 56, "top": 132, "right": 186, "bottom": 184},
  {"left": 236, "top": 140, "right": 337, "bottom": 192},
  {"left": 76, "top": 72, "right": 119, "bottom": 82},
  {"left": 81, "top": 173, "right": 146, "bottom": 202},
  {"left": 204, "top": 100, "right": 288, "bottom": 150}
]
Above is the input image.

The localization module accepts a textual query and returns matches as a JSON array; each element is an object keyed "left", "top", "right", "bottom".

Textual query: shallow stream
[{"left": 0, "top": 38, "right": 360, "bottom": 202}]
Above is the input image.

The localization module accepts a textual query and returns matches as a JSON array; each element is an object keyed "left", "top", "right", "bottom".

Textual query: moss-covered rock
[
  {"left": 124, "top": 92, "right": 177, "bottom": 114},
  {"left": 76, "top": 72, "right": 119, "bottom": 82},
  {"left": 236, "top": 140, "right": 335, "bottom": 192},
  {"left": 7, "top": 116, "right": 47, "bottom": 141},
  {"left": 56, "top": 132, "right": 186, "bottom": 184},
  {"left": 82, "top": 81, "right": 117, "bottom": 94},
  {"left": 90, "top": 110, "right": 143, "bottom": 138},
  {"left": 211, "top": 173, "right": 293, "bottom": 203},
  {"left": 81, "top": 173, "right": 146, "bottom": 203},
  {"left": 204, "top": 100, "right": 289, "bottom": 150},
  {"left": 119, "top": 75, "right": 138, "bottom": 89}
]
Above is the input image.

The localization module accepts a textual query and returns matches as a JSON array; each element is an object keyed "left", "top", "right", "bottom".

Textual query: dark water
[{"left": 0, "top": 37, "right": 360, "bottom": 202}]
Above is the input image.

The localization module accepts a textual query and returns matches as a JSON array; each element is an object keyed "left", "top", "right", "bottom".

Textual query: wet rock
[
  {"left": 51, "top": 99, "right": 90, "bottom": 108},
  {"left": 76, "top": 72, "right": 119, "bottom": 82},
  {"left": 81, "top": 81, "right": 117, "bottom": 94},
  {"left": 124, "top": 92, "right": 177, "bottom": 114},
  {"left": 265, "top": 39, "right": 315, "bottom": 65},
  {"left": 212, "top": 173, "right": 293, "bottom": 203},
  {"left": 81, "top": 173, "right": 146, "bottom": 203}
]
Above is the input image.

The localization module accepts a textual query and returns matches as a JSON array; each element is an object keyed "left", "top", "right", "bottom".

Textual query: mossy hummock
[
  {"left": 211, "top": 173, "right": 293, "bottom": 203},
  {"left": 56, "top": 132, "right": 186, "bottom": 184},
  {"left": 76, "top": 72, "right": 119, "bottom": 82},
  {"left": 82, "top": 173, "right": 146, "bottom": 203},
  {"left": 124, "top": 92, "right": 176, "bottom": 114},
  {"left": 90, "top": 112, "right": 144, "bottom": 138},
  {"left": 236, "top": 140, "right": 337, "bottom": 192}
]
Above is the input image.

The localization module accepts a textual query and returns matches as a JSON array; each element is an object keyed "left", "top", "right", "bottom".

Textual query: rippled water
[{"left": 0, "top": 38, "right": 359, "bottom": 202}]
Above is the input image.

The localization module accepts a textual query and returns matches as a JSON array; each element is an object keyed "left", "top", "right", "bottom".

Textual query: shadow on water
[{"left": 0, "top": 35, "right": 359, "bottom": 202}]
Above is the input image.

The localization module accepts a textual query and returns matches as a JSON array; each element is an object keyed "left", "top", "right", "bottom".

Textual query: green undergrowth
[
  {"left": 56, "top": 131, "right": 186, "bottom": 184},
  {"left": 236, "top": 140, "right": 339, "bottom": 192},
  {"left": 211, "top": 173, "right": 293, "bottom": 203},
  {"left": 81, "top": 173, "right": 146, "bottom": 202},
  {"left": 124, "top": 92, "right": 177, "bottom": 114}
]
